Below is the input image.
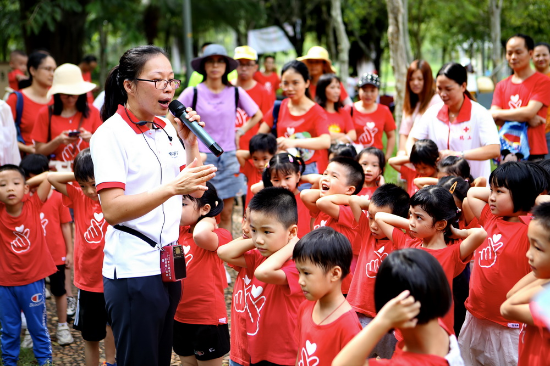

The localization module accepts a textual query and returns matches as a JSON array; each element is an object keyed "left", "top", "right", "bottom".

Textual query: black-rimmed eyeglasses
[{"left": 135, "top": 78, "right": 181, "bottom": 90}]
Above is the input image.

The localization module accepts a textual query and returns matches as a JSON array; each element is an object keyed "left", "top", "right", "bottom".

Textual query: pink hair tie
[{"left": 288, "top": 155, "right": 294, "bottom": 163}]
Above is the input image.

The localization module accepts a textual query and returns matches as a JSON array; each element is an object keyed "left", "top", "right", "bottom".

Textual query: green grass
[{"left": 0, "top": 345, "right": 46, "bottom": 365}]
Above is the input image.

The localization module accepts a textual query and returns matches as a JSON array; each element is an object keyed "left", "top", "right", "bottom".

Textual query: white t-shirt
[
  {"left": 90, "top": 105, "right": 186, "bottom": 279},
  {"left": 410, "top": 98, "right": 500, "bottom": 180}
]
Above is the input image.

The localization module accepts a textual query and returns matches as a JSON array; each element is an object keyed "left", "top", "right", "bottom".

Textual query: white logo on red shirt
[
  {"left": 298, "top": 340, "right": 320, "bottom": 366},
  {"left": 366, "top": 246, "right": 388, "bottom": 278},
  {"left": 478, "top": 233, "right": 504, "bottom": 268},
  {"left": 235, "top": 108, "right": 248, "bottom": 128},
  {"left": 39, "top": 212, "right": 48, "bottom": 236},
  {"left": 246, "top": 283, "right": 266, "bottom": 336},
  {"left": 313, "top": 220, "right": 327, "bottom": 230},
  {"left": 61, "top": 138, "right": 83, "bottom": 162},
  {"left": 358, "top": 122, "right": 378, "bottom": 147},
  {"left": 84, "top": 212, "right": 105, "bottom": 244},
  {"left": 183, "top": 245, "right": 193, "bottom": 266},
  {"left": 508, "top": 94, "right": 522, "bottom": 109},
  {"left": 11, "top": 224, "right": 31, "bottom": 253},
  {"left": 285, "top": 127, "right": 296, "bottom": 138},
  {"left": 233, "top": 274, "right": 251, "bottom": 313}
]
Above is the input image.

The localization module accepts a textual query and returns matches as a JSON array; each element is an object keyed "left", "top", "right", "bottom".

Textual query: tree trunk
[
  {"left": 331, "top": 0, "right": 349, "bottom": 85},
  {"left": 385, "top": 0, "right": 407, "bottom": 128},
  {"left": 489, "top": 0, "right": 502, "bottom": 83},
  {"left": 401, "top": 0, "right": 413, "bottom": 64},
  {"left": 98, "top": 21, "right": 108, "bottom": 91}
]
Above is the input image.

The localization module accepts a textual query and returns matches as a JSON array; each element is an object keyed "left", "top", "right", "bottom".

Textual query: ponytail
[{"left": 101, "top": 66, "right": 125, "bottom": 122}]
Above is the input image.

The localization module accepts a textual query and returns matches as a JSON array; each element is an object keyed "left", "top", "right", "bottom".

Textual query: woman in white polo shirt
[
  {"left": 90, "top": 46, "right": 216, "bottom": 366},
  {"left": 407, "top": 62, "right": 500, "bottom": 180}
]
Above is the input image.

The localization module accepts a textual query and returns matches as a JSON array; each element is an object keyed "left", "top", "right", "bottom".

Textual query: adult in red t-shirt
[
  {"left": 33, "top": 63, "right": 97, "bottom": 165},
  {"left": 253, "top": 55, "right": 280, "bottom": 103},
  {"left": 6, "top": 52, "right": 56, "bottom": 155},
  {"left": 234, "top": 46, "right": 272, "bottom": 150},
  {"left": 349, "top": 73, "right": 396, "bottom": 161},
  {"left": 79, "top": 55, "right": 98, "bottom": 105},
  {"left": 491, "top": 34, "right": 550, "bottom": 160}
]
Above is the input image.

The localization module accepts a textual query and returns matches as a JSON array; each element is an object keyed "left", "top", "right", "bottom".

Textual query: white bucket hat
[{"left": 47, "top": 63, "right": 96, "bottom": 99}]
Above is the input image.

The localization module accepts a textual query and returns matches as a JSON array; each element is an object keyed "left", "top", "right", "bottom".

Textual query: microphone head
[{"left": 169, "top": 100, "right": 186, "bottom": 116}]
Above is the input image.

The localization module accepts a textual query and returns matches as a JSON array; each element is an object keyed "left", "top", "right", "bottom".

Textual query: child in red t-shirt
[
  {"left": 237, "top": 134, "right": 277, "bottom": 208},
  {"left": 293, "top": 227, "right": 362, "bottom": 366},
  {"left": 21, "top": 154, "right": 74, "bottom": 346},
  {"left": 47, "top": 149, "right": 116, "bottom": 366},
  {"left": 334, "top": 249, "right": 464, "bottom": 366},
  {"left": 389, "top": 139, "right": 439, "bottom": 197},
  {"left": 376, "top": 185, "right": 487, "bottom": 335},
  {"left": 356, "top": 147, "right": 386, "bottom": 199},
  {"left": 173, "top": 182, "right": 232, "bottom": 365},
  {"left": 8, "top": 50, "right": 28, "bottom": 91},
  {"left": 501, "top": 202, "right": 550, "bottom": 366},
  {"left": 0, "top": 165, "right": 56, "bottom": 366},
  {"left": 345, "top": 184, "right": 410, "bottom": 359},
  {"left": 460, "top": 161, "right": 548, "bottom": 366},
  {"left": 218, "top": 187, "right": 305, "bottom": 366}
]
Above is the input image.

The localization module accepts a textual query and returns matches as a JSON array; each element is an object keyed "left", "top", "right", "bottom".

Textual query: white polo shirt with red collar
[
  {"left": 410, "top": 97, "right": 500, "bottom": 180},
  {"left": 90, "top": 105, "right": 186, "bottom": 279}
]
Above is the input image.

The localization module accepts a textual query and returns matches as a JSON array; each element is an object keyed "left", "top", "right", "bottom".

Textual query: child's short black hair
[
  {"left": 357, "top": 147, "right": 386, "bottom": 173},
  {"left": 438, "top": 176, "right": 469, "bottom": 203},
  {"left": 538, "top": 159, "right": 550, "bottom": 191},
  {"left": 293, "top": 227, "right": 352, "bottom": 278},
  {"left": 19, "top": 154, "right": 49, "bottom": 177},
  {"left": 375, "top": 248, "right": 452, "bottom": 324},
  {"left": 328, "top": 156, "right": 365, "bottom": 195},
  {"left": 249, "top": 133, "right": 277, "bottom": 155},
  {"left": 0, "top": 164, "right": 26, "bottom": 181},
  {"left": 371, "top": 184, "right": 410, "bottom": 218},
  {"left": 411, "top": 186, "right": 459, "bottom": 243},
  {"left": 410, "top": 139, "right": 439, "bottom": 168},
  {"left": 248, "top": 187, "right": 298, "bottom": 228},
  {"left": 183, "top": 181, "right": 224, "bottom": 222},
  {"left": 438, "top": 155, "right": 473, "bottom": 182},
  {"left": 74, "top": 148, "right": 95, "bottom": 183},
  {"left": 329, "top": 144, "right": 357, "bottom": 160},
  {"left": 532, "top": 202, "right": 550, "bottom": 234},
  {"left": 489, "top": 162, "right": 549, "bottom": 213}
]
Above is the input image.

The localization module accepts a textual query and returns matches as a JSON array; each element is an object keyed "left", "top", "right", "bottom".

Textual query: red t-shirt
[
  {"left": 230, "top": 263, "right": 254, "bottom": 366},
  {"left": 240, "top": 160, "right": 263, "bottom": 208},
  {"left": 349, "top": 104, "right": 396, "bottom": 150},
  {"left": 236, "top": 82, "right": 272, "bottom": 150},
  {"left": 8, "top": 69, "right": 24, "bottom": 90},
  {"left": 41, "top": 190, "right": 72, "bottom": 265},
  {"left": 82, "top": 71, "right": 95, "bottom": 105},
  {"left": 0, "top": 194, "right": 57, "bottom": 286},
  {"left": 297, "top": 192, "right": 312, "bottom": 239},
  {"left": 465, "top": 204, "right": 530, "bottom": 327},
  {"left": 492, "top": 72, "right": 550, "bottom": 155},
  {"left": 519, "top": 304, "right": 550, "bottom": 366},
  {"left": 326, "top": 109, "right": 355, "bottom": 136},
  {"left": 358, "top": 186, "right": 377, "bottom": 199},
  {"left": 348, "top": 220, "right": 394, "bottom": 317},
  {"left": 7, "top": 91, "right": 51, "bottom": 145},
  {"left": 391, "top": 227, "right": 423, "bottom": 249},
  {"left": 175, "top": 227, "right": 232, "bottom": 325},
  {"left": 244, "top": 250, "right": 305, "bottom": 365},
  {"left": 32, "top": 106, "right": 102, "bottom": 162},
  {"left": 295, "top": 301, "right": 362, "bottom": 366},
  {"left": 309, "top": 81, "right": 349, "bottom": 103},
  {"left": 401, "top": 165, "right": 420, "bottom": 197},
  {"left": 264, "top": 99, "right": 329, "bottom": 164},
  {"left": 253, "top": 71, "right": 280, "bottom": 101},
  {"left": 63, "top": 184, "right": 107, "bottom": 292}
]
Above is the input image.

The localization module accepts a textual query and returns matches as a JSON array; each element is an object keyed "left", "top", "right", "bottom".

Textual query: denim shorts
[
  {"left": 205, "top": 150, "right": 245, "bottom": 199},
  {"left": 298, "top": 162, "right": 318, "bottom": 191}
]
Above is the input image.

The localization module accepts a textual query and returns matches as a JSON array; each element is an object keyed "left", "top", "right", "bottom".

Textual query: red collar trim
[
  {"left": 436, "top": 96, "right": 472, "bottom": 123},
  {"left": 116, "top": 104, "right": 167, "bottom": 134}
]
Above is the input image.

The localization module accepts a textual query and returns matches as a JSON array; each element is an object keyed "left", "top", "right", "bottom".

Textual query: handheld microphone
[{"left": 168, "top": 100, "right": 224, "bottom": 157}]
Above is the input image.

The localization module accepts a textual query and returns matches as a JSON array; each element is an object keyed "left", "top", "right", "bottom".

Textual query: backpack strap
[
  {"left": 13, "top": 91, "right": 25, "bottom": 144},
  {"left": 235, "top": 86, "right": 239, "bottom": 110},
  {"left": 350, "top": 104, "right": 354, "bottom": 117},
  {"left": 271, "top": 100, "right": 282, "bottom": 137},
  {"left": 47, "top": 105, "right": 53, "bottom": 142},
  {"left": 192, "top": 86, "right": 198, "bottom": 111}
]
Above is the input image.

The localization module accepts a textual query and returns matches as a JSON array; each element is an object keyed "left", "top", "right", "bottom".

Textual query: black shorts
[
  {"left": 48, "top": 264, "right": 66, "bottom": 297},
  {"left": 172, "top": 321, "right": 230, "bottom": 361},
  {"left": 73, "top": 289, "right": 108, "bottom": 341}
]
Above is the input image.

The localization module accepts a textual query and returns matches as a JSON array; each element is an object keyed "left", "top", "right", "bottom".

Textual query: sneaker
[
  {"left": 56, "top": 323, "right": 74, "bottom": 345},
  {"left": 102, "top": 362, "right": 117, "bottom": 366},
  {"left": 45, "top": 287, "right": 51, "bottom": 299},
  {"left": 66, "top": 296, "right": 77, "bottom": 318},
  {"left": 21, "top": 329, "right": 33, "bottom": 348}
]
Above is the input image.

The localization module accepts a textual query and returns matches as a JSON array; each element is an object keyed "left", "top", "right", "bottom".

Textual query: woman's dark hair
[
  {"left": 281, "top": 60, "right": 311, "bottom": 99},
  {"left": 27, "top": 52, "right": 51, "bottom": 85},
  {"left": 438, "top": 176, "right": 470, "bottom": 203},
  {"left": 102, "top": 46, "right": 169, "bottom": 122},
  {"left": 53, "top": 94, "right": 90, "bottom": 118},
  {"left": 356, "top": 147, "right": 386, "bottom": 173},
  {"left": 375, "top": 248, "right": 452, "bottom": 325},
  {"left": 438, "top": 155, "right": 473, "bottom": 182},
  {"left": 410, "top": 139, "right": 439, "bottom": 168},
  {"left": 202, "top": 56, "right": 230, "bottom": 86},
  {"left": 19, "top": 154, "right": 49, "bottom": 177},
  {"left": 74, "top": 148, "right": 95, "bottom": 183},
  {"left": 410, "top": 186, "right": 459, "bottom": 243},
  {"left": 183, "top": 181, "right": 224, "bottom": 222},
  {"left": 489, "top": 161, "right": 549, "bottom": 213},
  {"left": 329, "top": 144, "right": 357, "bottom": 160},
  {"left": 315, "top": 73, "right": 342, "bottom": 110},
  {"left": 437, "top": 62, "right": 473, "bottom": 100},
  {"left": 293, "top": 227, "right": 352, "bottom": 278},
  {"left": 403, "top": 60, "right": 435, "bottom": 116}
]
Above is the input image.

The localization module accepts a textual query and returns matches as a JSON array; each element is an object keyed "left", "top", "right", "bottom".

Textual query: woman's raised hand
[
  {"left": 175, "top": 107, "right": 202, "bottom": 146},
  {"left": 170, "top": 158, "right": 216, "bottom": 195}
]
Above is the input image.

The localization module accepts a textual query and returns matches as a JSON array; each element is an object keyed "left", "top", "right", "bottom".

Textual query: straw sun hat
[
  {"left": 47, "top": 63, "right": 96, "bottom": 100},
  {"left": 297, "top": 46, "right": 337, "bottom": 73}
]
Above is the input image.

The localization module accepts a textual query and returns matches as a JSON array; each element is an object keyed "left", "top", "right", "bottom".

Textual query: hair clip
[
  {"left": 288, "top": 155, "right": 294, "bottom": 163},
  {"left": 266, "top": 162, "right": 270, "bottom": 168},
  {"left": 449, "top": 181, "right": 458, "bottom": 194}
]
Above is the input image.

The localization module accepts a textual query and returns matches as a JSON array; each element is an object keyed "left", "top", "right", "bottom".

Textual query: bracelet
[
  {"left": 236, "top": 128, "right": 245, "bottom": 137},
  {"left": 460, "top": 151, "right": 465, "bottom": 158}
]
